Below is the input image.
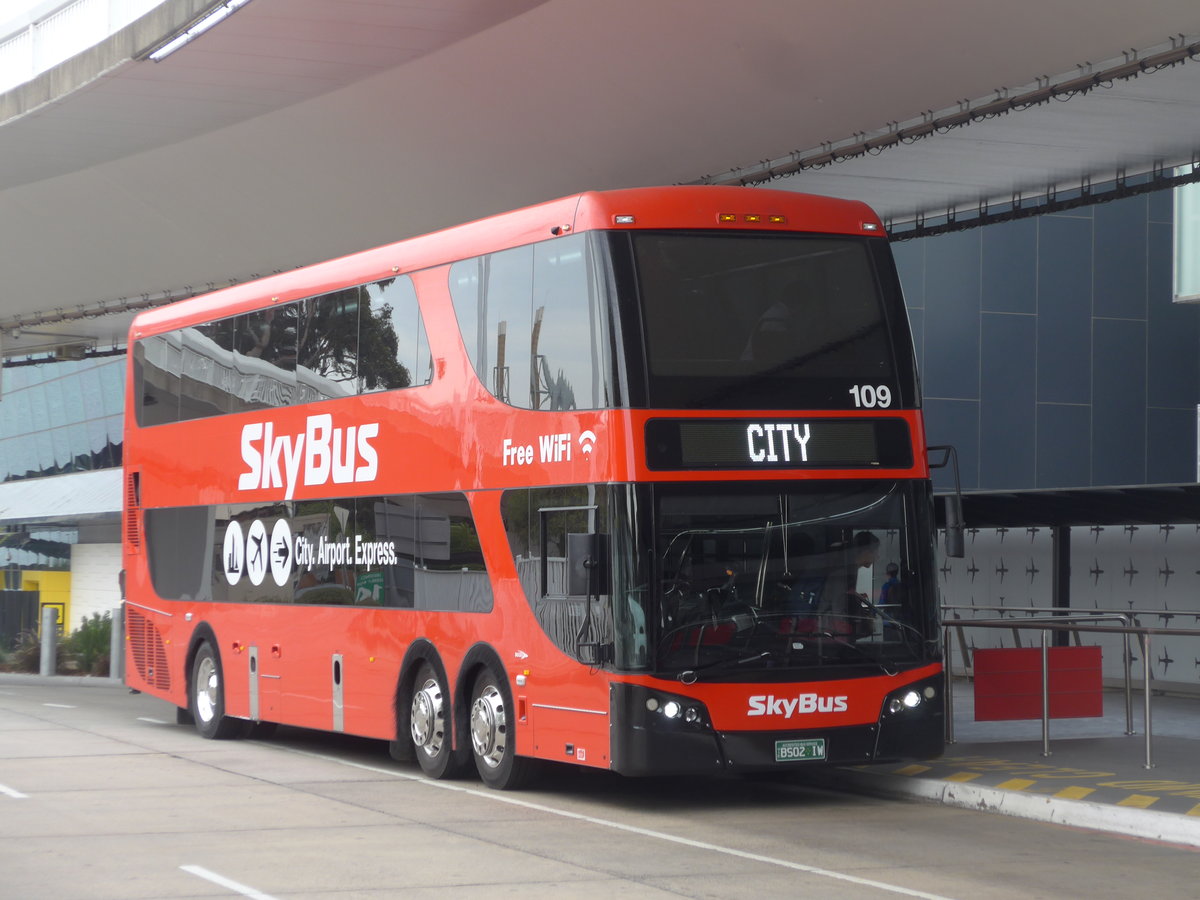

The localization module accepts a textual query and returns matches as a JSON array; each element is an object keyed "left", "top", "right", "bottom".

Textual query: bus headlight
[
  {"left": 885, "top": 685, "right": 933, "bottom": 716},
  {"left": 643, "top": 693, "right": 709, "bottom": 728}
]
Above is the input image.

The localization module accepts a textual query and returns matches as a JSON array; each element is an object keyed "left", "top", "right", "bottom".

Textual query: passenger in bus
[
  {"left": 879, "top": 562, "right": 901, "bottom": 605},
  {"left": 243, "top": 309, "right": 274, "bottom": 358},
  {"left": 822, "top": 531, "right": 880, "bottom": 639}
]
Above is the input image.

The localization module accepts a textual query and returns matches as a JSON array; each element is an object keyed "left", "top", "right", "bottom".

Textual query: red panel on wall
[{"left": 973, "top": 646, "right": 1103, "bottom": 721}]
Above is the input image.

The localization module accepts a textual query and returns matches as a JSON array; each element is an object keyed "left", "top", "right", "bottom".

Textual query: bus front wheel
[
  {"left": 469, "top": 668, "right": 535, "bottom": 790},
  {"left": 190, "top": 642, "right": 239, "bottom": 739}
]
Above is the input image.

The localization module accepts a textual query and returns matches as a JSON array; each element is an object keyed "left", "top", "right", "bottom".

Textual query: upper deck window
[
  {"left": 133, "top": 275, "right": 430, "bottom": 426},
  {"left": 449, "top": 233, "right": 614, "bottom": 410},
  {"left": 628, "top": 233, "right": 911, "bottom": 410}
]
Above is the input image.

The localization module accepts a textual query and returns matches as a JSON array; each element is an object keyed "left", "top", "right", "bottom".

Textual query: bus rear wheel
[
  {"left": 409, "top": 663, "right": 458, "bottom": 778},
  {"left": 469, "top": 668, "right": 534, "bottom": 790},
  {"left": 190, "top": 642, "right": 240, "bottom": 739}
]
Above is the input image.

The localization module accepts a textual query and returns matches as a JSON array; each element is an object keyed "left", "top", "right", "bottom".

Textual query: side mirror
[
  {"left": 943, "top": 494, "right": 965, "bottom": 559},
  {"left": 927, "top": 445, "right": 966, "bottom": 559},
  {"left": 567, "top": 532, "right": 610, "bottom": 596}
]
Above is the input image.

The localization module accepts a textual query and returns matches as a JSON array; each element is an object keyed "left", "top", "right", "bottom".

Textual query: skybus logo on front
[
  {"left": 237, "top": 414, "right": 379, "bottom": 499},
  {"left": 747, "top": 692, "right": 849, "bottom": 718}
]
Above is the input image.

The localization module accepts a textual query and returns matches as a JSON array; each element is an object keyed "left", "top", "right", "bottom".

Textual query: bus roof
[{"left": 130, "top": 185, "right": 885, "bottom": 340}]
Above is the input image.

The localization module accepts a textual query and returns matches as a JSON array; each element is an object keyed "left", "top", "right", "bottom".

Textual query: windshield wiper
[{"left": 676, "top": 650, "right": 775, "bottom": 684}]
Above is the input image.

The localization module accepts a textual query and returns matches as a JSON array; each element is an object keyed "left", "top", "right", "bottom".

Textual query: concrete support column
[
  {"left": 39, "top": 606, "right": 57, "bottom": 677},
  {"left": 1051, "top": 526, "right": 1070, "bottom": 647},
  {"left": 109, "top": 605, "right": 124, "bottom": 682}
]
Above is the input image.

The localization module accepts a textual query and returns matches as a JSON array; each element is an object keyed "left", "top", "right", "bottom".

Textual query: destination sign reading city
[{"left": 643, "top": 418, "right": 912, "bottom": 471}]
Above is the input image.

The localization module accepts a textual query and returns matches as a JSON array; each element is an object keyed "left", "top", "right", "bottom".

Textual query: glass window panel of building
[{"left": 0, "top": 357, "right": 125, "bottom": 483}]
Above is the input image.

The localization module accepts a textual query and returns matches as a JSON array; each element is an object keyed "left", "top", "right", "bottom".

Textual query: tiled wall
[
  {"left": 894, "top": 190, "right": 1200, "bottom": 491},
  {"left": 940, "top": 525, "right": 1200, "bottom": 692}
]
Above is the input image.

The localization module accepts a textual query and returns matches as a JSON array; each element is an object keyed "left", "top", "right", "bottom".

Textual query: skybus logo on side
[{"left": 237, "top": 414, "right": 379, "bottom": 499}]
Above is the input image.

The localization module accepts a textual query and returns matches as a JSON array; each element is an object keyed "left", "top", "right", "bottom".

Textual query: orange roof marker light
[{"left": 716, "top": 213, "right": 787, "bottom": 225}]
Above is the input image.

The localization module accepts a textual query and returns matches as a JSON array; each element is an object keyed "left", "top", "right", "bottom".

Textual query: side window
[
  {"left": 412, "top": 493, "right": 492, "bottom": 611},
  {"left": 501, "top": 486, "right": 612, "bottom": 658},
  {"left": 138, "top": 273, "right": 434, "bottom": 428},
  {"left": 289, "top": 499, "right": 357, "bottom": 605},
  {"left": 531, "top": 236, "right": 596, "bottom": 410},
  {"left": 145, "top": 505, "right": 217, "bottom": 602},
  {"left": 230, "top": 304, "right": 298, "bottom": 410},
  {"left": 294, "top": 289, "right": 361, "bottom": 403},
  {"left": 360, "top": 276, "right": 429, "bottom": 393},
  {"left": 448, "top": 259, "right": 483, "bottom": 376},
  {"left": 449, "top": 234, "right": 606, "bottom": 409},
  {"left": 179, "top": 320, "right": 234, "bottom": 420},
  {"left": 483, "top": 246, "right": 534, "bottom": 404},
  {"left": 208, "top": 503, "right": 296, "bottom": 604},
  {"left": 448, "top": 247, "right": 533, "bottom": 402},
  {"left": 206, "top": 493, "right": 491, "bottom": 612},
  {"left": 134, "top": 335, "right": 182, "bottom": 426}
]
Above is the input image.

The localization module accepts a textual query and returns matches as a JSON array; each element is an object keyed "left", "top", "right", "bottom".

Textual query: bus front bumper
[{"left": 608, "top": 675, "right": 944, "bottom": 776}]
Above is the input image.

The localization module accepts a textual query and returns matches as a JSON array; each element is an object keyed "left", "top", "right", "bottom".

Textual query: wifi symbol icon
[{"left": 578, "top": 430, "right": 597, "bottom": 454}]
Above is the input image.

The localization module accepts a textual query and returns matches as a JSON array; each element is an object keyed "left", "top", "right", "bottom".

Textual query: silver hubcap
[
  {"left": 410, "top": 677, "right": 445, "bottom": 757},
  {"left": 470, "top": 683, "right": 507, "bottom": 770},
  {"left": 195, "top": 656, "right": 218, "bottom": 724}
]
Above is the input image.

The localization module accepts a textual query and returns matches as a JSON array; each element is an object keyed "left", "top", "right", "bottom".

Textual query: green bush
[
  {"left": 63, "top": 612, "right": 111, "bottom": 676},
  {"left": 0, "top": 613, "right": 112, "bottom": 675},
  {"left": 1, "top": 630, "right": 42, "bottom": 673}
]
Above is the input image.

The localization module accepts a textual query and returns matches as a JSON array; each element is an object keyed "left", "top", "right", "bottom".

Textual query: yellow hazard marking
[
  {"left": 1053, "top": 786, "right": 1096, "bottom": 800},
  {"left": 1116, "top": 794, "right": 1159, "bottom": 809},
  {"left": 995, "top": 778, "right": 1037, "bottom": 791},
  {"left": 894, "top": 764, "right": 931, "bottom": 776},
  {"left": 1187, "top": 804, "right": 1200, "bottom": 817},
  {"left": 945, "top": 772, "right": 982, "bottom": 783}
]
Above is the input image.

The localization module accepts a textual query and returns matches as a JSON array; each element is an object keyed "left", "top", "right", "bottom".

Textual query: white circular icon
[
  {"left": 222, "top": 521, "right": 245, "bottom": 586},
  {"left": 245, "top": 519, "right": 269, "bottom": 586},
  {"left": 270, "top": 518, "right": 293, "bottom": 587}
]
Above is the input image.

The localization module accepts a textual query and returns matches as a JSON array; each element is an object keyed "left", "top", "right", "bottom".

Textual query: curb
[
  {"left": 830, "top": 768, "right": 1200, "bottom": 849},
  {"left": 0, "top": 673, "right": 125, "bottom": 688}
]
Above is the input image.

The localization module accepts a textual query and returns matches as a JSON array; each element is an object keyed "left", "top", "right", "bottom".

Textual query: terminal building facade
[{"left": 2, "top": 183, "right": 1199, "bottom": 690}]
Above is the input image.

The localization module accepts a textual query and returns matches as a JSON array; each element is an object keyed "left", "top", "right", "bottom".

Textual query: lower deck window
[{"left": 143, "top": 491, "right": 492, "bottom": 612}]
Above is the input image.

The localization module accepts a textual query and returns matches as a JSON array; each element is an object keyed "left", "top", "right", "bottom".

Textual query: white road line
[
  {"left": 0, "top": 783, "right": 28, "bottom": 799},
  {"left": 43, "top": 703, "right": 76, "bottom": 709},
  {"left": 277, "top": 745, "right": 957, "bottom": 900},
  {"left": 180, "top": 865, "right": 278, "bottom": 900},
  {"left": 136, "top": 716, "right": 169, "bottom": 724}
]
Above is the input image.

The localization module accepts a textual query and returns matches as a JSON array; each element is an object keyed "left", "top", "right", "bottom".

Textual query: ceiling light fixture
[{"left": 147, "top": 0, "right": 253, "bottom": 62}]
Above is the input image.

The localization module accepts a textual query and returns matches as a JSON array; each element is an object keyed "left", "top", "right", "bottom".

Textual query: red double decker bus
[{"left": 124, "top": 186, "right": 949, "bottom": 789}]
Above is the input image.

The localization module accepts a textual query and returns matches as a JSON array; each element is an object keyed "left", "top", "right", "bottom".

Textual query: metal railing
[
  {"left": 942, "top": 606, "right": 1200, "bottom": 769},
  {"left": 0, "top": 0, "right": 163, "bottom": 94}
]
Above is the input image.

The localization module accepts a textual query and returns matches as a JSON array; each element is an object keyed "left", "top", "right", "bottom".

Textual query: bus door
[{"left": 523, "top": 500, "right": 615, "bottom": 765}]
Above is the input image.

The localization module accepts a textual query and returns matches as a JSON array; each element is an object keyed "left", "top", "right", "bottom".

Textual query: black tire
[
  {"left": 190, "top": 642, "right": 240, "bottom": 739},
  {"left": 469, "top": 667, "right": 536, "bottom": 790},
  {"left": 408, "top": 662, "right": 462, "bottom": 778},
  {"left": 388, "top": 737, "right": 415, "bottom": 762}
]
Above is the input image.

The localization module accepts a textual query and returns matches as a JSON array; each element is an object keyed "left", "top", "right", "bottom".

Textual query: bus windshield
[
  {"left": 624, "top": 232, "right": 913, "bottom": 410},
  {"left": 622, "top": 481, "right": 938, "bottom": 678}
]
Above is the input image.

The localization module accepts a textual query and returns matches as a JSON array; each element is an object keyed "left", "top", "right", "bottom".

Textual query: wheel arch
[{"left": 456, "top": 642, "right": 508, "bottom": 719}]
